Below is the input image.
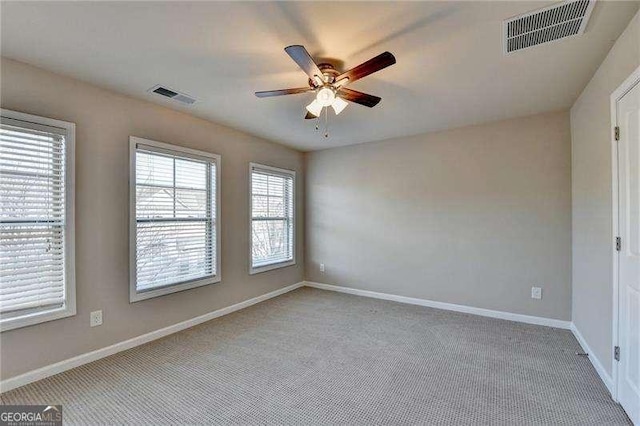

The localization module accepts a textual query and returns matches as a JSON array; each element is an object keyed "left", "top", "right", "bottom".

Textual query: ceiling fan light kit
[{"left": 255, "top": 45, "right": 396, "bottom": 137}]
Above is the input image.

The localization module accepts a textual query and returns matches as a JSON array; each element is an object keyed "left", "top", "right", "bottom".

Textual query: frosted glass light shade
[
  {"left": 306, "top": 99, "right": 323, "bottom": 117},
  {"left": 316, "top": 87, "right": 336, "bottom": 107},
  {"left": 332, "top": 97, "right": 348, "bottom": 115}
]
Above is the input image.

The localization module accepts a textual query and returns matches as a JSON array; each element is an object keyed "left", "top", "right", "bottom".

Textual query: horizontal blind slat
[{"left": 1, "top": 299, "right": 64, "bottom": 314}]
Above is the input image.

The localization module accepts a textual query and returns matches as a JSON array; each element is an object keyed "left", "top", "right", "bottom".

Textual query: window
[
  {"left": 250, "top": 163, "right": 295, "bottom": 274},
  {"left": 0, "top": 110, "right": 76, "bottom": 331},
  {"left": 130, "top": 137, "right": 220, "bottom": 302}
]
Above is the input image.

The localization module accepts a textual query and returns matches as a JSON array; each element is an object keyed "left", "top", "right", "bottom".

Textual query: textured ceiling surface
[{"left": 1, "top": 1, "right": 638, "bottom": 151}]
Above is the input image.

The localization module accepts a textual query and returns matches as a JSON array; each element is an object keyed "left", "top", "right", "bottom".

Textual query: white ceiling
[{"left": 1, "top": 1, "right": 638, "bottom": 151}]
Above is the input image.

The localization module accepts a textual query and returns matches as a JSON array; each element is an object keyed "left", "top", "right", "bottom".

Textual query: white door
[{"left": 617, "top": 79, "right": 640, "bottom": 425}]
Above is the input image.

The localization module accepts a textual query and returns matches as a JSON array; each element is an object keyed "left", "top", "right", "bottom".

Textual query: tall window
[
  {"left": 0, "top": 110, "right": 76, "bottom": 331},
  {"left": 130, "top": 137, "right": 220, "bottom": 302},
  {"left": 250, "top": 163, "right": 295, "bottom": 274}
]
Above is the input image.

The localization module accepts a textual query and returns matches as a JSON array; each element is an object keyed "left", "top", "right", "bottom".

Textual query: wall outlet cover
[
  {"left": 90, "top": 310, "right": 103, "bottom": 327},
  {"left": 319, "top": 263, "right": 325, "bottom": 273},
  {"left": 531, "top": 287, "right": 542, "bottom": 300}
]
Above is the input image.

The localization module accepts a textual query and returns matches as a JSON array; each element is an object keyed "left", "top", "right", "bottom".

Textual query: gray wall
[
  {"left": 571, "top": 10, "right": 640, "bottom": 376},
  {"left": 0, "top": 58, "right": 304, "bottom": 380},
  {"left": 306, "top": 111, "right": 572, "bottom": 321}
]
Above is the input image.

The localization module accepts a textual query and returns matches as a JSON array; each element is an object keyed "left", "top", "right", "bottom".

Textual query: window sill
[
  {"left": 0, "top": 304, "right": 76, "bottom": 332},
  {"left": 250, "top": 260, "right": 296, "bottom": 275},
  {"left": 130, "top": 275, "right": 221, "bottom": 303}
]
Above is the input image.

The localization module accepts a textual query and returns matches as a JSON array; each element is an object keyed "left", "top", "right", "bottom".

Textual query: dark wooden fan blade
[
  {"left": 335, "top": 52, "right": 396, "bottom": 85},
  {"left": 285, "top": 45, "right": 323, "bottom": 85},
  {"left": 255, "top": 87, "right": 312, "bottom": 98},
  {"left": 304, "top": 111, "right": 316, "bottom": 119},
  {"left": 338, "top": 88, "right": 381, "bottom": 108}
]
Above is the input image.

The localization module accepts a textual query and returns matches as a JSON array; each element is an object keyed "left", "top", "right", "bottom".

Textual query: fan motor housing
[{"left": 309, "top": 63, "right": 340, "bottom": 86}]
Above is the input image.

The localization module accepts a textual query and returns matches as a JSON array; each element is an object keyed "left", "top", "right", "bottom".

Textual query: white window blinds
[
  {"left": 0, "top": 116, "right": 71, "bottom": 318},
  {"left": 250, "top": 164, "right": 295, "bottom": 272},
  {"left": 132, "top": 139, "right": 219, "bottom": 300}
]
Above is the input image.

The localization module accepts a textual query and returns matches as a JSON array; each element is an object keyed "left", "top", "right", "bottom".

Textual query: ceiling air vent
[
  {"left": 148, "top": 85, "right": 197, "bottom": 105},
  {"left": 503, "top": 0, "right": 595, "bottom": 54}
]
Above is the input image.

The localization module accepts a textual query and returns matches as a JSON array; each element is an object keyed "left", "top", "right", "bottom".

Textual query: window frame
[
  {"left": 129, "top": 136, "right": 221, "bottom": 302},
  {"left": 249, "top": 162, "right": 296, "bottom": 275},
  {"left": 0, "top": 109, "right": 76, "bottom": 332}
]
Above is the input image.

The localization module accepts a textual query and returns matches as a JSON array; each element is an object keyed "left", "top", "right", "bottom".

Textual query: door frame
[{"left": 610, "top": 65, "right": 640, "bottom": 402}]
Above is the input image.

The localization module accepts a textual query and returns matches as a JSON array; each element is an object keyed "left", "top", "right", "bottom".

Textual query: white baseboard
[
  {"left": 0, "top": 281, "right": 304, "bottom": 394},
  {"left": 304, "top": 281, "right": 571, "bottom": 329},
  {"left": 570, "top": 322, "right": 614, "bottom": 397}
]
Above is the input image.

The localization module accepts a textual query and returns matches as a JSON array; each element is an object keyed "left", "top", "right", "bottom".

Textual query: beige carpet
[{"left": 0, "top": 287, "right": 631, "bottom": 425}]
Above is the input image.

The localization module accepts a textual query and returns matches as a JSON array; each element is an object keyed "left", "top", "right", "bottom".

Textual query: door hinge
[
  {"left": 616, "top": 237, "right": 621, "bottom": 251},
  {"left": 614, "top": 126, "right": 620, "bottom": 141},
  {"left": 614, "top": 346, "right": 620, "bottom": 362}
]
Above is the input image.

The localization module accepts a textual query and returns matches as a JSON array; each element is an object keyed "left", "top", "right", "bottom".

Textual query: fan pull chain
[{"left": 324, "top": 107, "right": 329, "bottom": 138}]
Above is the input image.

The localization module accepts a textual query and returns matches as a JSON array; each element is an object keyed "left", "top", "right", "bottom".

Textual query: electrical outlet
[
  {"left": 90, "top": 310, "right": 103, "bottom": 327},
  {"left": 319, "top": 263, "right": 325, "bottom": 273},
  {"left": 531, "top": 287, "right": 542, "bottom": 300}
]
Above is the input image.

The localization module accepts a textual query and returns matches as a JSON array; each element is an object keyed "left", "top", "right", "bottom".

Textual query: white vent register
[
  {"left": 503, "top": 0, "right": 595, "bottom": 54},
  {"left": 148, "top": 85, "right": 197, "bottom": 105}
]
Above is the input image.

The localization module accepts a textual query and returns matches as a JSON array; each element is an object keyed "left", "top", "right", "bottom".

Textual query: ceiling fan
[{"left": 255, "top": 45, "right": 396, "bottom": 120}]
